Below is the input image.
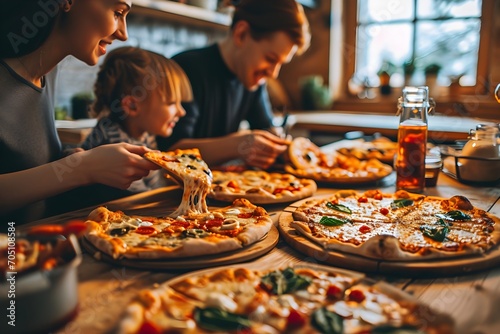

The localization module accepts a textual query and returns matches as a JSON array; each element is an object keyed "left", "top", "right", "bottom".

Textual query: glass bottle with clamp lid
[{"left": 395, "top": 86, "right": 435, "bottom": 193}]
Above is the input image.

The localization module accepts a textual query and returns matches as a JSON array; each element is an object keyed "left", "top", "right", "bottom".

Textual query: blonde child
[{"left": 82, "top": 46, "right": 192, "bottom": 191}]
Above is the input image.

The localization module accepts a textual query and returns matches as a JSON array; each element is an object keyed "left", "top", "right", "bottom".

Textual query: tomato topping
[
  {"left": 357, "top": 196, "right": 368, "bottom": 203},
  {"left": 348, "top": 289, "right": 366, "bottom": 303},
  {"left": 373, "top": 193, "right": 383, "bottom": 200},
  {"left": 258, "top": 281, "right": 276, "bottom": 294},
  {"left": 238, "top": 212, "right": 253, "bottom": 219},
  {"left": 169, "top": 220, "right": 190, "bottom": 228},
  {"left": 273, "top": 186, "right": 300, "bottom": 195},
  {"left": 135, "top": 226, "right": 157, "bottom": 235},
  {"left": 227, "top": 180, "right": 239, "bottom": 190},
  {"left": 287, "top": 309, "right": 306, "bottom": 328},
  {"left": 359, "top": 225, "right": 371, "bottom": 234},
  {"left": 42, "top": 258, "right": 58, "bottom": 271},
  {"left": 137, "top": 321, "right": 161, "bottom": 334},
  {"left": 326, "top": 284, "right": 343, "bottom": 299},
  {"left": 161, "top": 157, "right": 179, "bottom": 163},
  {"left": 27, "top": 224, "right": 64, "bottom": 236},
  {"left": 63, "top": 220, "right": 88, "bottom": 236},
  {"left": 273, "top": 188, "right": 285, "bottom": 195},
  {"left": 205, "top": 218, "right": 224, "bottom": 229},
  {"left": 380, "top": 207, "right": 389, "bottom": 215}
]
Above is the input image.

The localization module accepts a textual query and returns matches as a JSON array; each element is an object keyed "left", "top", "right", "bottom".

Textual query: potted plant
[
  {"left": 424, "top": 63, "right": 441, "bottom": 96},
  {"left": 424, "top": 63, "right": 441, "bottom": 77},
  {"left": 71, "top": 92, "right": 94, "bottom": 120},
  {"left": 402, "top": 59, "right": 416, "bottom": 86},
  {"left": 377, "top": 60, "right": 396, "bottom": 95},
  {"left": 448, "top": 73, "right": 464, "bottom": 97}
]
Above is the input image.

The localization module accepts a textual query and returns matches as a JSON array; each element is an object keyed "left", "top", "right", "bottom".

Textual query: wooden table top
[
  {"left": 290, "top": 111, "right": 499, "bottom": 143},
  {"left": 23, "top": 171, "right": 500, "bottom": 334}
]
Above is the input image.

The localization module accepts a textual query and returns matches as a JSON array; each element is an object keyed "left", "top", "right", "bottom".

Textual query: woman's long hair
[{"left": 0, "top": 0, "right": 63, "bottom": 58}]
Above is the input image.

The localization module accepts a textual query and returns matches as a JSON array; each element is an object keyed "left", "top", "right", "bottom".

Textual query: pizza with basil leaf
[
  {"left": 116, "top": 264, "right": 454, "bottom": 333},
  {"left": 288, "top": 189, "right": 500, "bottom": 260}
]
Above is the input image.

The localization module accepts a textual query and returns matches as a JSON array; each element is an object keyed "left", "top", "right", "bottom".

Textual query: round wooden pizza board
[
  {"left": 80, "top": 225, "right": 279, "bottom": 272},
  {"left": 279, "top": 205, "right": 500, "bottom": 277}
]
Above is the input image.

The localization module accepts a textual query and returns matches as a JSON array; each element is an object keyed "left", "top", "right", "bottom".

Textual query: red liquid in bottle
[{"left": 395, "top": 121, "right": 427, "bottom": 193}]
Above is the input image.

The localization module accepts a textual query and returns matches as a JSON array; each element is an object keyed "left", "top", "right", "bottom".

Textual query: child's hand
[{"left": 78, "top": 143, "right": 160, "bottom": 189}]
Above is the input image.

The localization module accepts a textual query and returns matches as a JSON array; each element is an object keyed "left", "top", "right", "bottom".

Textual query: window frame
[{"left": 335, "top": 0, "right": 496, "bottom": 113}]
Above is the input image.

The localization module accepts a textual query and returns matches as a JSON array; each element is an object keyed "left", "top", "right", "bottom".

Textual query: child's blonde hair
[{"left": 91, "top": 47, "right": 192, "bottom": 120}]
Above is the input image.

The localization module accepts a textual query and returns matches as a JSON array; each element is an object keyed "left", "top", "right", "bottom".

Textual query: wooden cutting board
[{"left": 81, "top": 225, "right": 279, "bottom": 272}]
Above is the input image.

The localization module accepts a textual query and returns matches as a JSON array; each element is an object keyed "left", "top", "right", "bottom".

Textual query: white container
[
  {"left": 458, "top": 124, "right": 500, "bottom": 182},
  {"left": 189, "top": 0, "right": 218, "bottom": 11}
]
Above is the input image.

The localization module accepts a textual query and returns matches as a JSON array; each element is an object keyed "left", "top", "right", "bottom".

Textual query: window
[{"left": 345, "top": 0, "right": 494, "bottom": 96}]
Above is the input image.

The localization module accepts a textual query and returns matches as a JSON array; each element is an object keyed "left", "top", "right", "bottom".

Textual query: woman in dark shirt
[
  {"left": 0, "top": 0, "right": 159, "bottom": 224},
  {"left": 157, "top": 0, "right": 311, "bottom": 170}
]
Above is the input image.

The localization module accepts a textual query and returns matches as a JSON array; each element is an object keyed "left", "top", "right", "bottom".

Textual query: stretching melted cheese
[{"left": 145, "top": 149, "right": 212, "bottom": 217}]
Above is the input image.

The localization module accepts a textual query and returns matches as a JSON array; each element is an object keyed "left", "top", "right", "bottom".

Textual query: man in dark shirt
[{"left": 157, "top": 0, "right": 310, "bottom": 170}]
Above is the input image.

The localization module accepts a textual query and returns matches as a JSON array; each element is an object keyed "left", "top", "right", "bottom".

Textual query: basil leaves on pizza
[
  {"left": 260, "top": 268, "right": 312, "bottom": 295},
  {"left": 326, "top": 202, "right": 352, "bottom": 214},
  {"left": 194, "top": 307, "right": 251, "bottom": 331},
  {"left": 311, "top": 307, "right": 344, "bottom": 334},
  {"left": 420, "top": 219, "right": 450, "bottom": 242},
  {"left": 390, "top": 198, "right": 414, "bottom": 209},
  {"left": 320, "top": 216, "right": 351, "bottom": 226},
  {"left": 435, "top": 210, "right": 471, "bottom": 221}
]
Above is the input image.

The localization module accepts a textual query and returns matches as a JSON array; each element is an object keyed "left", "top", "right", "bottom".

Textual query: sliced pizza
[
  {"left": 285, "top": 137, "right": 393, "bottom": 184},
  {"left": 288, "top": 190, "right": 500, "bottom": 261},
  {"left": 84, "top": 199, "right": 273, "bottom": 259},
  {"left": 116, "top": 264, "right": 454, "bottom": 334},
  {"left": 209, "top": 170, "right": 317, "bottom": 204}
]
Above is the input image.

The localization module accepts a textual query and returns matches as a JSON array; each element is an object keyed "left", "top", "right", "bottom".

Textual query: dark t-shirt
[
  {"left": 0, "top": 60, "right": 130, "bottom": 226},
  {"left": 0, "top": 59, "right": 62, "bottom": 224},
  {"left": 156, "top": 44, "right": 274, "bottom": 150}
]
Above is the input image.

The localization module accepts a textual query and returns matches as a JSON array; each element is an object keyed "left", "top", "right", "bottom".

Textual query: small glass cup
[{"left": 425, "top": 154, "right": 442, "bottom": 187}]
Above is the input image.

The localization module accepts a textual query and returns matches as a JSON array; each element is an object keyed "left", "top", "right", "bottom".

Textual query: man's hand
[{"left": 235, "top": 130, "right": 291, "bottom": 169}]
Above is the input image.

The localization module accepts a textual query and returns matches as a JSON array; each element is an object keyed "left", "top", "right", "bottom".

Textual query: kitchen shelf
[{"left": 131, "top": 0, "right": 231, "bottom": 30}]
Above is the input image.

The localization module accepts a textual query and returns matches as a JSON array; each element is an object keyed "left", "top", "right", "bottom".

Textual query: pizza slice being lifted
[{"left": 144, "top": 149, "right": 212, "bottom": 217}]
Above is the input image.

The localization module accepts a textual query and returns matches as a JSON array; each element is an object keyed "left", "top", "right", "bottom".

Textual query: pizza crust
[
  {"left": 237, "top": 219, "right": 273, "bottom": 246},
  {"left": 85, "top": 221, "right": 127, "bottom": 259},
  {"left": 122, "top": 237, "right": 243, "bottom": 259}
]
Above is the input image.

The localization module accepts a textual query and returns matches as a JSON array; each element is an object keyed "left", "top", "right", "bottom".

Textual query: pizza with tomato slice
[
  {"left": 84, "top": 198, "right": 273, "bottom": 259},
  {"left": 117, "top": 264, "right": 454, "bottom": 333},
  {"left": 209, "top": 170, "right": 317, "bottom": 204},
  {"left": 286, "top": 189, "right": 500, "bottom": 261},
  {"left": 285, "top": 137, "right": 393, "bottom": 184}
]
